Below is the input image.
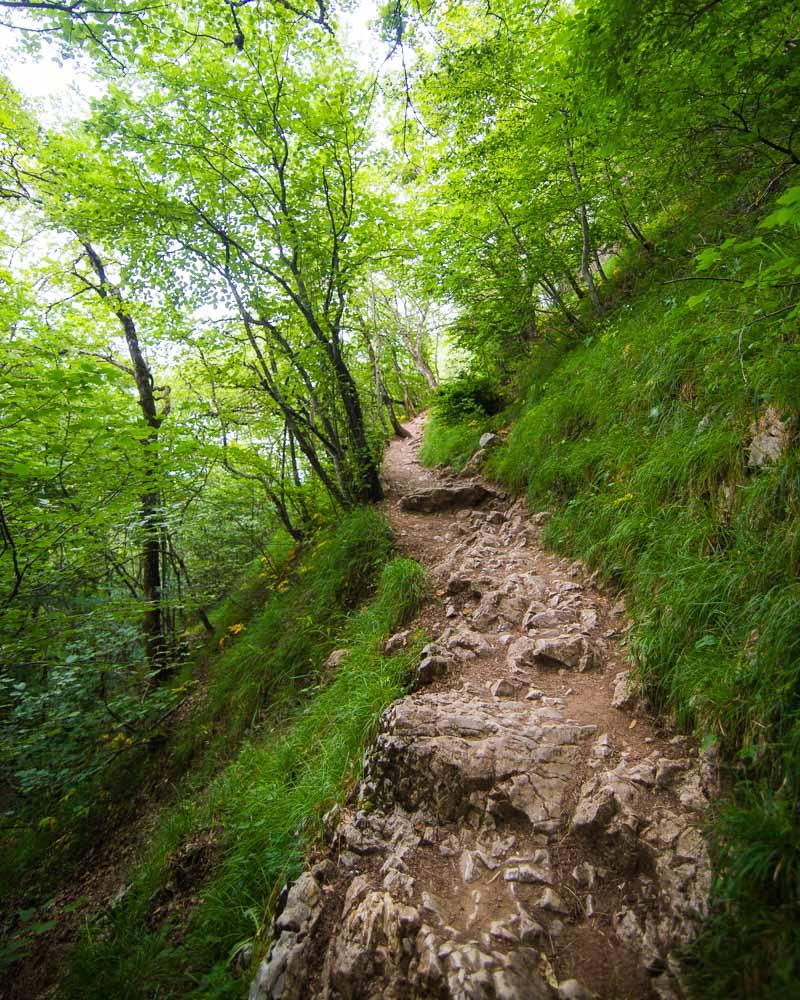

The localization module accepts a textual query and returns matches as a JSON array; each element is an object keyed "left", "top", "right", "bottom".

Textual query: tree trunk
[
  {"left": 540, "top": 273, "right": 583, "bottom": 330},
  {"left": 398, "top": 315, "right": 437, "bottom": 390},
  {"left": 382, "top": 392, "right": 411, "bottom": 438},
  {"left": 82, "top": 242, "right": 169, "bottom": 679},
  {"left": 593, "top": 248, "right": 609, "bottom": 283},
  {"left": 565, "top": 150, "right": 604, "bottom": 316},
  {"left": 409, "top": 343, "right": 437, "bottom": 390},
  {"left": 565, "top": 272, "right": 585, "bottom": 299},
  {"left": 388, "top": 343, "right": 416, "bottom": 417},
  {"left": 605, "top": 166, "right": 653, "bottom": 251},
  {"left": 328, "top": 337, "right": 384, "bottom": 503},
  {"left": 362, "top": 324, "right": 389, "bottom": 434}
]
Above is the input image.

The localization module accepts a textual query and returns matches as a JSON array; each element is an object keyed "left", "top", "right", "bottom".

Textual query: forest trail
[{"left": 250, "top": 415, "right": 717, "bottom": 1000}]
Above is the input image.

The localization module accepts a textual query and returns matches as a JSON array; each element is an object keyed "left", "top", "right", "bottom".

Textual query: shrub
[{"left": 432, "top": 372, "right": 502, "bottom": 422}]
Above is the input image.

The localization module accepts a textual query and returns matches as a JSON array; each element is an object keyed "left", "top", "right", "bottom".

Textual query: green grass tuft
[{"left": 419, "top": 414, "right": 485, "bottom": 471}]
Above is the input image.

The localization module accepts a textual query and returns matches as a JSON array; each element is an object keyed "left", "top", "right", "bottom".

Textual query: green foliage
[
  {"left": 195, "top": 507, "right": 396, "bottom": 745},
  {"left": 688, "top": 790, "right": 800, "bottom": 998},
  {"left": 689, "top": 185, "right": 800, "bottom": 328},
  {"left": 0, "top": 624, "right": 177, "bottom": 800},
  {"left": 419, "top": 372, "right": 503, "bottom": 469},
  {"left": 431, "top": 372, "right": 502, "bottom": 423}
]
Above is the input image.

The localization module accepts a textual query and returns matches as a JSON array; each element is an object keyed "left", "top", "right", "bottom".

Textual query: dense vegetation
[{"left": 1, "top": 0, "right": 798, "bottom": 995}]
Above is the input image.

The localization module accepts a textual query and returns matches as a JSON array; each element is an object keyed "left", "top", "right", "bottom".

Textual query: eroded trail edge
[{"left": 250, "top": 415, "right": 715, "bottom": 1000}]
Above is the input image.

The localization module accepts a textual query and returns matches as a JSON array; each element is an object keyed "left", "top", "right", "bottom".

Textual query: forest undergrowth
[{"left": 2, "top": 509, "right": 427, "bottom": 997}]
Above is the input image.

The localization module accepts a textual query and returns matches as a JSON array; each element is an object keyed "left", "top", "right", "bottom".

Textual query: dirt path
[{"left": 250, "top": 416, "right": 716, "bottom": 1000}]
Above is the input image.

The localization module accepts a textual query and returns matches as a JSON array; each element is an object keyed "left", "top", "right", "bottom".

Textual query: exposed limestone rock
[
  {"left": 592, "top": 733, "right": 613, "bottom": 760},
  {"left": 748, "top": 405, "right": 789, "bottom": 467},
  {"left": 446, "top": 573, "right": 477, "bottom": 596},
  {"left": 531, "top": 634, "right": 601, "bottom": 672},
  {"left": 460, "top": 447, "right": 488, "bottom": 477},
  {"left": 414, "top": 653, "right": 450, "bottom": 688},
  {"left": 655, "top": 757, "right": 690, "bottom": 788},
  {"left": 505, "top": 864, "right": 551, "bottom": 885},
  {"left": 526, "top": 608, "right": 577, "bottom": 629},
  {"left": 537, "top": 888, "right": 569, "bottom": 914},
  {"left": 384, "top": 630, "right": 411, "bottom": 654},
  {"left": 507, "top": 633, "right": 601, "bottom": 673},
  {"left": 399, "top": 484, "right": 496, "bottom": 512},
  {"left": 323, "top": 649, "right": 348, "bottom": 671},
  {"left": 473, "top": 575, "right": 548, "bottom": 631},
  {"left": 479, "top": 432, "right": 501, "bottom": 450},
  {"left": 362, "top": 690, "right": 595, "bottom": 827},
  {"left": 249, "top": 872, "right": 323, "bottom": 1000},
  {"left": 506, "top": 636, "right": 538, "bottom": 671},
  {"left": 490, "top": 677, "right": 527, "bottom": 699},
  {"left": 571, "top": 772, "right": 637, "bottom": 836},
  {"left": 442, "top": 627, "right": 492, "bottom": 659},
  {"left": 611, "top": 669, "right": 637, "bottom": 709}
]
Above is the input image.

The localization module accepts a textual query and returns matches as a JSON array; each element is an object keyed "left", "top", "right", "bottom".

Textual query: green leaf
[{"left": 686, "top": 290, "right": 711, "bottom": 309}]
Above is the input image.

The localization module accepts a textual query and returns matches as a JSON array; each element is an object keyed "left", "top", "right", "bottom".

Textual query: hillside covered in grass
[{"left": 421, "top": 176, "right": 800, "bottom": 995}]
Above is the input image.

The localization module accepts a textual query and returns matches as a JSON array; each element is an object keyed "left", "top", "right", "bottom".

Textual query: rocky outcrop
[
  {"left": 251, "top": 662, "right": 713, "bottom": 999},
  {"left": 362, "top": 690, "right": 596, "bottom": 826},
  {"left": 459, "top": 434, "right": 502, "bottom": 478},
  {"left": 748, "top": 405, "right": 789, "bottom": 467}
]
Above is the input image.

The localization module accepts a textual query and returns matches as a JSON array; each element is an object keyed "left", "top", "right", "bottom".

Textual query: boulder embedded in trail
[
  {"left": 507, "top": 634, "right": 601, "bottom": 673},
  {"left": 361, "top": 690, "right": 596, "bottom": 826},
  {"left": 399, "top": 483, "right": 497, "bottom": 513}
]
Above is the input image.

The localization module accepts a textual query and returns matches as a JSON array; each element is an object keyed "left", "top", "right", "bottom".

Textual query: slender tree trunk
[
  {"left": 540, "top": 274, "right": 583, "bottom": 329},
  {"left": 327, "top": 335, "right": 383, "bottom": 503},
  {"left": 565, "top": 272, "right": 585, "bottom": 299},
  {"left": 409, "top": 342, "right": 437, "bottom": 390},
  {"left": 362, "top": 325, "right": 389, "bottom": 433},
  {"left": 565, "top": 146, "right": 603, "bottom": 316},
  {"left": 382, "top": 392, "right": 411, "bottom": 438},
  {"left": 606, "top": 166, "right": 653, "bottom": 250},
  {"left": 366, "top": 326, "right": 410, "bottom": 438},
  {"left": 286, "top": 427, "right": 311, "bottom": 526},
  {"left": 82, "top": 242, "right": 169, "bottom": 679},
  {"left": 169, "top": 542, "right": 214, "bottom": 634},
  {"left": 388, "top": 343, "right": 416, "bottom": 417},
  {"left": 398, "top": 314, "right": 437, "bottom": 390},
  {"left": 593, "top": 248, "right": 609, "bottom": 283}
]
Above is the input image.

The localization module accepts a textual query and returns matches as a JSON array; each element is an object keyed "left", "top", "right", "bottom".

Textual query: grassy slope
[
  {"left": 15, "top": 508, "right": 426, "bottom": 998},
  {"left": 422, "top": 184, "right": 800, "bottom": 996}
]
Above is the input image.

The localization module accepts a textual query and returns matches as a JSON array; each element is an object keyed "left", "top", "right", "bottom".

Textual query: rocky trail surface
[{"left": 250, "top": 415, "right": 716, "bottom": 1000}]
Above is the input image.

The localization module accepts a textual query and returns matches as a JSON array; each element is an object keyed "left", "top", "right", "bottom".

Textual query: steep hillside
[
  {"left": 1, "top": 1, "right": 798, "bottom": 997},
  {"left": 2, "top": 510, "right": 427, "bottom": 998},
  {"left": 420, "top": 182, "right": 800, "bottom": 995}
]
